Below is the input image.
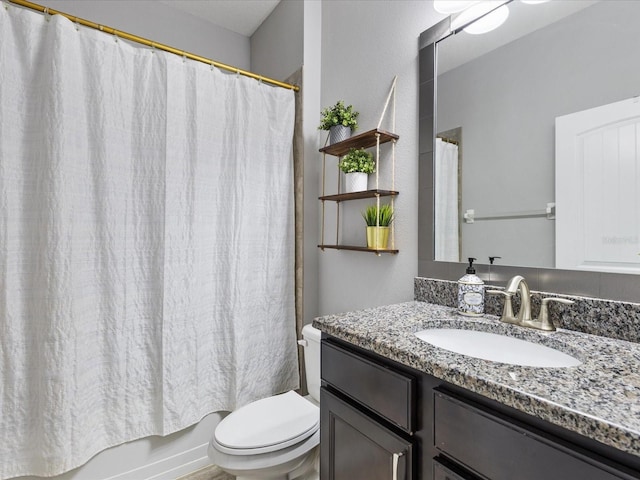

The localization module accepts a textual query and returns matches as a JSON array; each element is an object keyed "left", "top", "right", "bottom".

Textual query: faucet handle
[
  {"left": 486, "top": 289, "right": 516, "bottom": 323},
  {"left": 534, "top": 297, "right": 575, "bottom": 331}
]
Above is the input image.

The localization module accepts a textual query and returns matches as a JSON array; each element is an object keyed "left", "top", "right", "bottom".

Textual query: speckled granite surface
[
  {"left": 415, "top": 277, "right": 640, "bottom": 344},
  {"left": 313, "top": 301, "right": 640, "bottom": 458}
]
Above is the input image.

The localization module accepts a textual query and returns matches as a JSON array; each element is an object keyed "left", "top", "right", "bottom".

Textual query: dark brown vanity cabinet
[
  {"left": 320, "top": 338, "right": 425, "bottom": 479},
  {"left": 320, "top": 334, "right": 640, "bottom": 480}
]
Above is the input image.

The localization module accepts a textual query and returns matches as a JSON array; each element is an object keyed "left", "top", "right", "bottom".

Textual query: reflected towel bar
[{"left": 463, "top": 203, "right": 555, "bottom": 223}]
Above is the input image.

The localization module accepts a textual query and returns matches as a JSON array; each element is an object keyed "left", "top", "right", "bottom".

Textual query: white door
[{"left": 556, "top": 97, "right": 640, "bottom": 273}]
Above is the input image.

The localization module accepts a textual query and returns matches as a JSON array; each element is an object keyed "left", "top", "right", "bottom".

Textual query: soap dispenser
[{"left": 458, "top": 257, "right": 484, "bottom": 316}]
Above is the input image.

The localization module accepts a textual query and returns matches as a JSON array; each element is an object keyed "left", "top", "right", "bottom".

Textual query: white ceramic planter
[{"left": 344, "top": 172, "right": 368, "bottom": 193}]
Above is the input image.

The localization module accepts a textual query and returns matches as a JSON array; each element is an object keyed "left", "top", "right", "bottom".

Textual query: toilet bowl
[{"left": 208, "top": 324, "right": 321, "bottom": 480}]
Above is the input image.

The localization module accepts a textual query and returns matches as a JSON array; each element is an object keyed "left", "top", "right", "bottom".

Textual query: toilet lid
[{"left": 215, "top": 391, "right": 319, "bottom": 453}]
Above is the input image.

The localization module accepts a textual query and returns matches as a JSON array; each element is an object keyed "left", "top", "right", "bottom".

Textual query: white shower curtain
[
  {"left": 0, "top": 6, "right": 298, "bottom": 478},
  {"left": 434, "top": 138, "right": 460, "bottom": 262}
]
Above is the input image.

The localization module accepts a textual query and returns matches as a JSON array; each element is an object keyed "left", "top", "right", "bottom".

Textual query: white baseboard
[{"left": 103, "top": 443, "right": 211, "bottom": 480}]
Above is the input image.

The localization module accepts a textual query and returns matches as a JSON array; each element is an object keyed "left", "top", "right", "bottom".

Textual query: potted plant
[
  {"left": 339, "top": 148, "right": 375, "bottom": 193},
  {"left": 362, "top": 203, "right": 394, "bottom": 249},
  {"left": 318, "top": 100, "right": 359, "bottom": 144}
]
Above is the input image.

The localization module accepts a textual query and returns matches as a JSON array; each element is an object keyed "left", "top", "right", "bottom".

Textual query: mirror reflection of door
[
  {"left": 556, "top": 97, "right": 640, "bottom": 273},
  {"left": 435, "top": 129, "right": 461, "bottom": 262}
]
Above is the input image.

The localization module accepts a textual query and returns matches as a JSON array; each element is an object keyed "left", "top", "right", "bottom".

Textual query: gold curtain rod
[{"left": 6, "top": 0, "right": 300, "bottom": 92}]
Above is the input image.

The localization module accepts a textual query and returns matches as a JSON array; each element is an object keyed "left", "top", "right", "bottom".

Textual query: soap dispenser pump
[{"left": 458, "top": 257, "right": 484, "bottom": 316}]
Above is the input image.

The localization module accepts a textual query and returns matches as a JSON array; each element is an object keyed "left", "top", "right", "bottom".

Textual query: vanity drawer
[
  {"left": 433, "top": 458, "right": 480, "bottom": 480},
  {"left": 321, "top": 340, "right": 415, "bottom": 433},
  {"left": 434, "top": 390, "right": 629, "bottom": 480}
]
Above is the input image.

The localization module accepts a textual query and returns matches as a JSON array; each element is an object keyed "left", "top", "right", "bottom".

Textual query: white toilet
[{"left": 208, "top": 324, "right": 321, "bottom": 480}]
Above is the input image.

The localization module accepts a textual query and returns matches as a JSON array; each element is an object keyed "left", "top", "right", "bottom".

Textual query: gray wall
[
  {"left": 318, "top": 1, "right": 443, "bottom": 315},
  {"left": 251, "top": 0, "right": 321, "bottom": 327},
  {"left": 302, "top": 0, "right": 323, "bottom": 325},
  {"left": 251, "top": 0, "right": 303, "bottom": 80},
  {"left": 436, "top": 1, "right": 640, "bottom": 268},
  {"left": 38, "top": 1, "right": 250, "bottom": 70}
]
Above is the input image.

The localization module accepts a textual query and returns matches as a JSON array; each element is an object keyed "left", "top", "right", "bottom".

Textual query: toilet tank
[{"left": 300, "top": 324, "right": 321, "bottom": 402}]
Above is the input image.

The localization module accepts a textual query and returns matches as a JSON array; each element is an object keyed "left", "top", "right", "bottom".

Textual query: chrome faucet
[{"left": 487, "top": 275, "right": 574, "bottom": 332}]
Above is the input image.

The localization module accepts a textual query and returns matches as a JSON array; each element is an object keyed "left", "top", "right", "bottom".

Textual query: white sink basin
[{"left": 415, "top": 328, "right": 581, "bottom": 368}]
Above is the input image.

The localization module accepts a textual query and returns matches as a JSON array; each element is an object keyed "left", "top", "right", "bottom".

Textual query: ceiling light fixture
[
  {"left": 463, "top": 4, "right": 509, "bottom": 34},
  {"left": 450, "top": 1, "right": 510, "bottom": 34}
]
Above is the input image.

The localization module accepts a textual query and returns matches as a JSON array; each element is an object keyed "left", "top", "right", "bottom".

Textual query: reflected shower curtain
[
  {"left": 434, "top": 138, "right": 460, "bottom": 261},
  {"left": 0, "top": 6, "right": 297, "bottom": 478}
]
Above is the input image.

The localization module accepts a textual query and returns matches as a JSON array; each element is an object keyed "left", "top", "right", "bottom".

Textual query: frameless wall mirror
[{"left": 426, "top": 0, "right": 640, "bottom": 276}]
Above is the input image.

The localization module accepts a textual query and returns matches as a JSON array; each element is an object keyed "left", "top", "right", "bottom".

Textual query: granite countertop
[{"left": 313, "top": 301, "right": 640, "bottom": 458}]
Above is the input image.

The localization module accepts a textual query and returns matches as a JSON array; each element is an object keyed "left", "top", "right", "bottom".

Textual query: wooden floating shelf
[
  {"left": 319, "top": 128, "right": 399, "bottom": 157},
  {"left": 318, "top": 245, "right": 399, "bottom": 254},
  {"left": 319, "top": 189, "right": 399, "bottom": 202}
]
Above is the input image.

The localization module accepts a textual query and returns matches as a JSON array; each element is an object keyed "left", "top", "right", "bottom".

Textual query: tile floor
[{"left": 177, "top": 465, "right": 234, "bottom": 480}]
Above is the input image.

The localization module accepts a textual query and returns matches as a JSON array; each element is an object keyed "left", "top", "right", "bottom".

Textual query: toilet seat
[{"left": 214, "top": 391, "right": 319, "bottom": 455}]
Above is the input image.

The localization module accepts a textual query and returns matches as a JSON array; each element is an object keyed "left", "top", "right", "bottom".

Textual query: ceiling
[{"left": 157, "top": 0, "right": 281, "bottom": 36}]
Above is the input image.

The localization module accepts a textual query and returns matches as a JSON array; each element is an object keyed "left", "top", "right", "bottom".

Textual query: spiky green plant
[
  {"left": 362, "top": 203, "right": 394, "bottom": 227},
  {"left": 318, "top": 100, "right": 359, "bottom": 131},
  {"left": 339, "top": 148, "right": 375, "bottom": 174}
]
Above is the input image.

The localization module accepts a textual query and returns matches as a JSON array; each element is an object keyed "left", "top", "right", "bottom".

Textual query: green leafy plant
[
  {"left": 362, "top": 203, "right": 394, "bottom": 227},
  {"left": 318, "top": 100, "right": 359, "bottom": 131},
  {"left": 338, "top": 148, "right": 375, "bottom": 174}
]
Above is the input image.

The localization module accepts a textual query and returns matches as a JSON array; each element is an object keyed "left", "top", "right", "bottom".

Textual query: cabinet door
[{"left": 321, "top": 387, "right": 413, "bottom": 480}]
